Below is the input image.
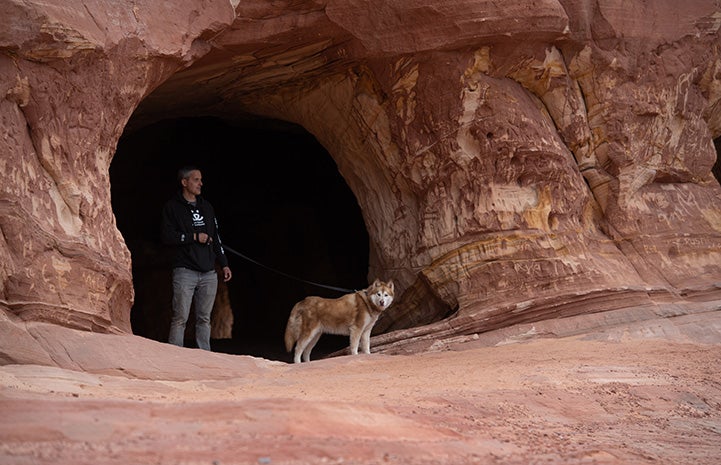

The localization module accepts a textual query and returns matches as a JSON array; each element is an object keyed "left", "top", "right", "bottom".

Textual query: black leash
[{"left": 222, "top": 244, "right": 356, "bottom": 294}]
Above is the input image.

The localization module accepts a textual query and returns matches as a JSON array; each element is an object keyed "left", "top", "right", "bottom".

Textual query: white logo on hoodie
[{"left": 191, "top": 209, "right": 205, "bottom": 228}]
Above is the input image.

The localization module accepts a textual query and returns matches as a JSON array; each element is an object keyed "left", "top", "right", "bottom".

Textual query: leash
[{"left": 222, "top": 244, "right": 356, "bottom": 294}]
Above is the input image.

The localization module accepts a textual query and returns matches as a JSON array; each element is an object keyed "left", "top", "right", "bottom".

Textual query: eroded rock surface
[
  {"left": 3, "top": 320, "right": 721, "bottom": 464},
  {"left": 2, "top": 3, "right": 721, "bottom": 462},
  {"left": 1, "top": 1, "right": 720, "bottom": 361}
]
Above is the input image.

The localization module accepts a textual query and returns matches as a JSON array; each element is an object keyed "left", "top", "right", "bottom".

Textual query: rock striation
[{"left": 1, "top": 0, "right": 721, "bottom": 363}]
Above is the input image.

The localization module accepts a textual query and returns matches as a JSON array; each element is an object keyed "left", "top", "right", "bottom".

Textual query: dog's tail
[{"left": 284, "top": 305, "right": 302, "bottom": 352}]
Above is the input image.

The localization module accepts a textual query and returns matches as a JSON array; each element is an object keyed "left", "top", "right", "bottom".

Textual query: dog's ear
[
  {"left": 387, "top": 280, "right": 394, "bottom": 291},
  {"left": 372, "top": 278, "right": 381, "bottom": 287}
]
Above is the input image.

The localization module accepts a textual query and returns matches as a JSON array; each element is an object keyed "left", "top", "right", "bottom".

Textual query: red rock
[
  {"left": 2, "top": 326, "right": 721, "bottom": 464},
  {"left": 0, "top": 0, "right": 719, "bottom": 413}
]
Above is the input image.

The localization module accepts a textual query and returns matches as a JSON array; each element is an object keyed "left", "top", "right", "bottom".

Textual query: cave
[
  {"left": 4, "top": 0, "right": 721, "bottom": 372},
  {"left": 110, "top": 116, "right": 370, "bottom": 362}
]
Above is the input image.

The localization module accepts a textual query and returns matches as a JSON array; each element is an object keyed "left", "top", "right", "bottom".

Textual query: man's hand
[
  {"left": 197, "top": 232, "right": 212, "bottom": 244},
  {"left": 222, "top": 266, "right": 232, "bottom": 282}
]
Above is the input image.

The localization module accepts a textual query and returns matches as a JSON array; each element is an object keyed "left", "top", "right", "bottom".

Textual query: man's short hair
[{"left": 177, "top": 166, "right": 200, "bottom": 184}]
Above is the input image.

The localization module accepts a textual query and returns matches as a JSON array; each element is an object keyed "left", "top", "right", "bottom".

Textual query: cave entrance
[{"left": 110, "top": 116, "right": 370, "bottom": 362}]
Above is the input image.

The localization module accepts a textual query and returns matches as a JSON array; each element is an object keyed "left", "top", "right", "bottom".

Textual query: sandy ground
[{"left": 2, "top": 330, "right": 721, "bottom": 465}]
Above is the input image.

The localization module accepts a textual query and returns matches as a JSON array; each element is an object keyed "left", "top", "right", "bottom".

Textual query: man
[{"left": 161, "top": 166, "right": 232, "bottom": 350}]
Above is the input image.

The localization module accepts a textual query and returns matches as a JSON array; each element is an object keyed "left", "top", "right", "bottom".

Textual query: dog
[{"left": 284, "top": 279, "right": 394, "bottom": 363}]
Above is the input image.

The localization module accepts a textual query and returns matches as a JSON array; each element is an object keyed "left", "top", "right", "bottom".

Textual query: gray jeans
[{"left": 168, "top": 267, "right": 218, "bottom": 350}]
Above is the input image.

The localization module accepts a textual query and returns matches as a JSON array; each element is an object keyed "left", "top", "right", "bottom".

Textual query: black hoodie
[{"left": 161, "top": 191, "right": 229, "bottom": 272}]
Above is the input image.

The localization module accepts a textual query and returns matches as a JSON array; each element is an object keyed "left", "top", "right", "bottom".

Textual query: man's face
[{"left": 182, "top": 170, "right": 203, "bottom": 196}]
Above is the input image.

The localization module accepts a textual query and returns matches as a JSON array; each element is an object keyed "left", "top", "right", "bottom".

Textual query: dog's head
[{"left": 367, "top": 279, "right": 394, "bottom": 311}]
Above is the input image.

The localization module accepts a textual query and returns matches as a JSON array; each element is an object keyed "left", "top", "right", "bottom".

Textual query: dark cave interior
[{"left": 110, "top": 117, "right": 370, "bottom": 362}]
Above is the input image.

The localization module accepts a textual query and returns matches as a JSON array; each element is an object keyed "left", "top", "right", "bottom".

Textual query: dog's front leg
[
  {"left": 360, "top": 328, "right": 372, "bottom": 354},
  {"left": 349, "top": 327, "right": 361, "bottom": 355}
]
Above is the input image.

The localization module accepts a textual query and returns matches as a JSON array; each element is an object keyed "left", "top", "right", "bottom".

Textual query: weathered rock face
[
  {"left": 0, "top": 0, "right": 235, "bottom": 337},
  {"left": 1, "top": 0, "right": 720, "bottom": 362}
]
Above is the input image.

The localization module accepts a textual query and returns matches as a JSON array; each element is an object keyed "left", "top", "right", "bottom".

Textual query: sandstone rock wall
[
  {"left": 1, "top": 1, "right": 235, "bottom": 338},
  {"left": 1, "top": 0, "right": 720, "bottom": 362}
]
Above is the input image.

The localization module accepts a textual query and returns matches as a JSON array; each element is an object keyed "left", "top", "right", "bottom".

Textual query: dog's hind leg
[
  {"left": 293, "top": 342, "right": 304, "bottom": 364},
  {"left": 302, "top": 331, "right": 322, "bottom": 363},
  {"left": 294, "top": 327, "right": 321, "bottom": 363},
  {"left": 293, "top": 337, "right": 306, "bottom": 364}
]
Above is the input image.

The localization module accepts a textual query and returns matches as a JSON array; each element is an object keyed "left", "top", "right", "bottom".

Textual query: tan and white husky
[{"left": 284, "top": 279, "right": 394, "bottom": 363}]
